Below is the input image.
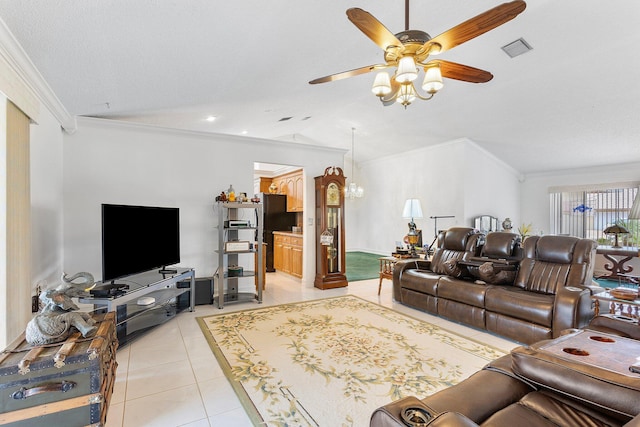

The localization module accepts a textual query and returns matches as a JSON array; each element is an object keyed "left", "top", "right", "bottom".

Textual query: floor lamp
[{"left": 426, "top": 215, "right": 455, "bottom": 254}]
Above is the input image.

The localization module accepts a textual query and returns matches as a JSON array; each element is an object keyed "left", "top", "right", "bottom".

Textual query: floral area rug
[{"left": 197, "top": 296, "right": 506, "bottom": 426}]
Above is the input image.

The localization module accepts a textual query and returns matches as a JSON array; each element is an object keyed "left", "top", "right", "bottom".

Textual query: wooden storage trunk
[{"left": 0, "top": 312, "right": 118, "bottom": 426}]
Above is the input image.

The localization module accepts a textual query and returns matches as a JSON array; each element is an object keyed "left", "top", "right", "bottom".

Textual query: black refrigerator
[{"left": 260, "top": 194, "right": 297, "bottom": 272}]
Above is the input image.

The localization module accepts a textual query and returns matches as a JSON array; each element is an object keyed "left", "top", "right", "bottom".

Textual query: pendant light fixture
[{"left": 346, "top": 127, "right": 364, "bottom": 199}]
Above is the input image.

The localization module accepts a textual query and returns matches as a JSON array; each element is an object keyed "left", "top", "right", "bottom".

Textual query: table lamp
[
  {"left": 603, "top": 224, "right": 629, "bottom": 248},
  {"left": 402, "top": 199, "right": 423, "bottom": 257}
]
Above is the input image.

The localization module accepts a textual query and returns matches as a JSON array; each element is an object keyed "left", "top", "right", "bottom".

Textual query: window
[{"left": 549, "top": 182, "right": 639, "bottom": 246}]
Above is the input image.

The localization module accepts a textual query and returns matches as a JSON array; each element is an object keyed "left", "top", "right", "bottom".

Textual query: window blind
[{"left": 549, "top": 183, "right": 639, "bottom": 246}]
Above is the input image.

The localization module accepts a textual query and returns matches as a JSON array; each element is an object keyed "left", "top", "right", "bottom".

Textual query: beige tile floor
[{"left": 105, "top": 272, "right": 519, "bottom": 427}]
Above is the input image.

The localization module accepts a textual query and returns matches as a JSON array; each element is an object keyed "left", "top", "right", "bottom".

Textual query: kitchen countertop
[{"left": 272, "top": 231, "right": 303, "bottom": 237}]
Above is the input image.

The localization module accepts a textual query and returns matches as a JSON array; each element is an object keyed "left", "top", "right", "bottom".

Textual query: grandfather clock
[{"left": 314, "top": 166, "right": 348, "bottom": 289}]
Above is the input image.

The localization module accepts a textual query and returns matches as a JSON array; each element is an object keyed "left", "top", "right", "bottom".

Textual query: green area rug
[
  {"left": 197, "top": 295, "right": 506, "bottom": 426},
  {"left": 346, "top": 251, "right": 381, "bottom": 282}
]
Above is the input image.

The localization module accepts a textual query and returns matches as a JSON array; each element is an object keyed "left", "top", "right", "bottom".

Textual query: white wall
[
  {"left": 345, "top": 139, "right": 521, "bottom": 254},
  {"left": 63, "top": 118, "right": 345, "bottom": 286},
  {"left": 463, "top": 142, "right": 521, "bottom": 228},
  {"left": 31, "top": 105, "right": 64, "bottom": 291}
]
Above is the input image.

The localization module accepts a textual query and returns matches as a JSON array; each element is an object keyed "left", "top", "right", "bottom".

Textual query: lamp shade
[
  {"left": 604, "top": 224, "right": 629, "bottom": 248},
  {"left": 371, "top": 72, "right": 392, "bottom": 96},
  {"left": 422, "top": 64, "right": 444, "bottom": 93},
  {"left": 402, "top": 199, "right": 423, "bottom": 220},
  {"left": 629, "top": 189, "right": 640, "bottom": 220},
  {"left": 604, "top": 225, "right": 629, "bottom": 235},
  {"left": 396, "top": 56, "right": 418, "bottom": 83}
]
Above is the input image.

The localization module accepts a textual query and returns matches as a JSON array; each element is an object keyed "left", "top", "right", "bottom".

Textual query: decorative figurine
[{"left": 25, "top": 272, "right": 98, "bottom": 346}]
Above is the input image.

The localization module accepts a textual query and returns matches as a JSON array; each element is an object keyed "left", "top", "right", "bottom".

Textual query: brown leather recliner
[
  {"left": 394, "top": 231, "right": 601, "bottom": 344},
  {"left": 371, "top": 326, "right": 640, "bottom": 427},
  {"left": 371, "top": 352, "right": 640, "bottom": 427},
  {"left": 393, "top": 227, "right": 484, "bottom": 315}
]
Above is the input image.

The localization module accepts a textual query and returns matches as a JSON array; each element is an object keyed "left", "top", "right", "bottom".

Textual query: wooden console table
[{"left": 596, "top": 245, "right": 640, "bottom": 284}]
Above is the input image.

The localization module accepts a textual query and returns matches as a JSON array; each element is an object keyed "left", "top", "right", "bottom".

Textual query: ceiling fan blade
[
  {"left": 430, "top": 59, "right": 493, "bottom": 83},
  {"left": 420, "top": 1, "right": 526, "bottom": 55},
  {"left": 309, "top": 64, "right": 386, "bottom": 85},
  {"left": 346, "top": 8, "right": 404, "bottom": 52}
]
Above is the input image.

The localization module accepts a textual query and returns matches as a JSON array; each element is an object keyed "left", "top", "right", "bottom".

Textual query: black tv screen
[{"left": 101, "top": 204, "right": 180, "bottom": 282}]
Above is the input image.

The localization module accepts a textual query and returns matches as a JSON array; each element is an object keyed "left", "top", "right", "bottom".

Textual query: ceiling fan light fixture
[
  {"left": 395, "top": 56, "right": 418, "bottom": 83},
  {"left": 422, "top": 64, "right": 444, "bottom": 94},
  {"left": 371, "top": 72, "right": 392, "bottom": 96},
  {"left": 397, "top": 83, "right": 417, "bottom": 106}
]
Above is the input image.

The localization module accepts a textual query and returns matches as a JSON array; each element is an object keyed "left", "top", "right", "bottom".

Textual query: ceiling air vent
[{"left": 501, "top": 38, "right": 533, "bottom": 58}]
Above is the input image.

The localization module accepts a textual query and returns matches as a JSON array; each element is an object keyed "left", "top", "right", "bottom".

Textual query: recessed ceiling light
[
  {"left": 241, "top": 130, "right": 248, "bottom": 135},
  {"left": 206, "top": 116, "right": 216, "bottom": 122}
]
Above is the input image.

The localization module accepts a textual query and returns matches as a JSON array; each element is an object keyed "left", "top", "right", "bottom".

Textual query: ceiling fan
[{"left": 309, "top": 1, "right": 527, "bottom": 107}]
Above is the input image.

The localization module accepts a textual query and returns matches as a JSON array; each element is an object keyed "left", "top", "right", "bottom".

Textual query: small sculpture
[{"left": 25, "top": 272, "right": 98, "bottom": 346}]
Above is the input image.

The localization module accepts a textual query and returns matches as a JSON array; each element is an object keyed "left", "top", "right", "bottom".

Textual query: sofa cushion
[
  {"left": 483, "top": 391, "right": 624, "bottom": 427},
  {"left": 477, "top": 262, "right": 517, "bottom": 285},
  {"left": 536, "top": 235, "right": 578, "bottom": 264},
  {"left": 517, "top": 259, "right": 571, "bottom": 294},
  {"left": 442, "top": 259, "right": 465, "bottom": 278},
  {"left": 430, "top": 228, "right": 481, "bottom": 275},
  {"left": 431, "top": 250, "right": 465, "bottom": 275},
  {"left": 483, "top": 232, "right": 520, "bottom": 258},
  {"left": 438, "top": 276, "right": 487, "bottom": 308},
  {"left": 485, "top": 286, "right": 554, "bottom": 327},
  {"left": 400, "top": 269, "right": 440, "bottom": 296},
  {"left": 444, "top": 227, "right": 477, "bottom": 251}
]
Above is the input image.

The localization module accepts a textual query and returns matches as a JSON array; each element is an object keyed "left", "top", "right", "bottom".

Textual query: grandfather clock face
[{"left": 327, "top": 183, "right": 340, "bottom": 206}]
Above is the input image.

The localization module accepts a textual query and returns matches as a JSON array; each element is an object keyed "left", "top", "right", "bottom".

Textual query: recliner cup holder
[
  {"left": 590, "top": 335, "right": 616, "bottom": 343},
  {"left": 563, "top": 347, "right": 589, "bottom": 356},
  {"left": 401, "top": 406, "right": 432, "bottom": 426}
]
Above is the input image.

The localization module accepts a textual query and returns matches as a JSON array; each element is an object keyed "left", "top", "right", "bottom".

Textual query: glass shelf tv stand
[{"left": 79, "top": 268, "right": 195, "bottom": 345}]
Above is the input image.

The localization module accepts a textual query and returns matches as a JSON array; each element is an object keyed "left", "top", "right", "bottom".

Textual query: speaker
[{"left": 178, "top": 277, "right": 214, "bottom": 305}]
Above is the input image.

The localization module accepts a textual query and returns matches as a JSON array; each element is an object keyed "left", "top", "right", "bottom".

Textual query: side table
[
  {"left": 593, "top": 290, "right": 640, "bottom": 320},
  {"left": 596, "top": 245, "right": 640, "bottom": 284},
  {"left": 378, "top": 256, "right": 422, "bottom": 295}
]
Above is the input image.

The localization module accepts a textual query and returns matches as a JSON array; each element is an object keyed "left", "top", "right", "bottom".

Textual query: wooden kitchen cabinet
[
  {"left": 273, "top": 232, "right": 303, "bottom": 278},
  {"left": 271, "top": 169, "right": 303, "bottom": 212}
]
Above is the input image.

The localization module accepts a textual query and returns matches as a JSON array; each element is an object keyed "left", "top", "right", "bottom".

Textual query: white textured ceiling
[{"left": 1, "top": 1, "right": 639, "bottom": 174}]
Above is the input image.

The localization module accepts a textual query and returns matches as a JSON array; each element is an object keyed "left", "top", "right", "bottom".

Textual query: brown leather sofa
[
  {"left": 371, "top": 321, "right": 640, "bottom": 427},
  {"left": 394, "top": 228, "right": 601, "bottom": 344}
]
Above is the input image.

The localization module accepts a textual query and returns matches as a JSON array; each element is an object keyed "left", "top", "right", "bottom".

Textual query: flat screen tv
[{"left": 101, "top": 204, "right": 180, "bottom": 282}]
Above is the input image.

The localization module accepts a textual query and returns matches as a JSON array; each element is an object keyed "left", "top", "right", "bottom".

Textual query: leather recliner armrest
[
  {"left": 370, "top": 396, "right": 436, "bottom": 427},
  {"left": 424, "top": 412, "right": 479, "bottom": 427},
  {"left": 392, "top": 259, "right": 428, "bottom": 301},
  {"left": 552, "top": 286, "right": 593, "bottom": 336}
]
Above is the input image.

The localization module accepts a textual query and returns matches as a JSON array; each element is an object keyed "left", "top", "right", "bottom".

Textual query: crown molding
[
  {"left": 0, "top": 17, "right": 76, "bottom": 133},
  {"left": 75, "top": 116, "right": 347, "bottom": 155}
]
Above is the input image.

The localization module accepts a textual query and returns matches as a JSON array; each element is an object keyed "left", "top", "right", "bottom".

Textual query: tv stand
[
  {"left": 159, "top": 267, "right": 178, "bottom": 275},
  {"left": 79, "top": 268, "right": 195, "bottom": 345}
]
